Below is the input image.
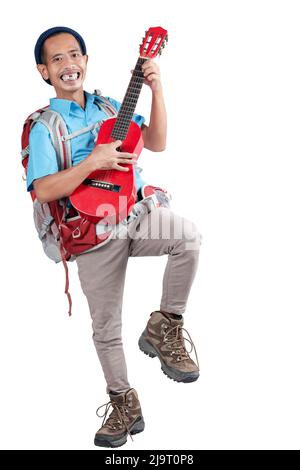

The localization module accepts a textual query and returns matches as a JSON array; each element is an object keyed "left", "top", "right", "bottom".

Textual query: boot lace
[
  {"left": 96, "top": 400, "right": 134, "bottom": 441},
  {"left": 163, "top": 324, "right": 200, "bottom": 369}
]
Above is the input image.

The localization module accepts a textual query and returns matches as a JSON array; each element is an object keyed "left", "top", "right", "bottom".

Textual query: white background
[{"left": 0, "top": 0, "right": 300, "bottom": 450}]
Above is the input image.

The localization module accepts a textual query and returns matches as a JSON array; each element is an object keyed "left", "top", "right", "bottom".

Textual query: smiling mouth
[{"left": 60, "top": 72, "right": 81, "bottom": 82}]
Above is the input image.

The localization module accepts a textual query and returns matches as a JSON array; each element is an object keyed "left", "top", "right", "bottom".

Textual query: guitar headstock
[{"left": 139, "top": 26, "right": 168, "bottom": 59}]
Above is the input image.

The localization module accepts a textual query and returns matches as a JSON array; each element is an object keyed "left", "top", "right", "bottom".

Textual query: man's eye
[
  {"left": 72, "top": 53, "right": 81, "bottom": 57},
  {"left": 53, "top": 57, "right": 62, "bottom": 62}
]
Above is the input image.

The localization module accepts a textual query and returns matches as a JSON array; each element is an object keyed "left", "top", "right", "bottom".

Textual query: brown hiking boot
[
  {"left": 138, "top": 311, "right": 200, "bottom": 383},
  {"left": 94, "top": 388, "right": 145, "bottom": 448}
]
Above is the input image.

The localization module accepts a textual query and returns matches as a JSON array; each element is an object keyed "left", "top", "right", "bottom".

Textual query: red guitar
[{"left": 69, "top": 26, "right": 168, "bottom": 224}]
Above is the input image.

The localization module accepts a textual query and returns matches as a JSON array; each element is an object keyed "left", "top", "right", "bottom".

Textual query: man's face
[{"left": 37, "top": 33, "right": 88, "bottom": 93}]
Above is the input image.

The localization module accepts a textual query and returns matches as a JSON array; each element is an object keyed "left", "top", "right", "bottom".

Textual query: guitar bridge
[{"left": 83, "top": 179, "right": 121, "bottom": 192}]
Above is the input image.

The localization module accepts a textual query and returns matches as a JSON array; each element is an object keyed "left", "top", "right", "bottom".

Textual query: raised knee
[
  {"left": 181, "top": 220, "right": 202, "bottom": 251},
  {"left": 170, "top": 220, "right": 201, "bottom": 256}
]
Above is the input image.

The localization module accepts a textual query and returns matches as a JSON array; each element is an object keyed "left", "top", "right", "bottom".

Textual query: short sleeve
[
  {"left": 27, "top": 122, "right": 59, "bottom": 192},
  {"left": 105, "top": 96, "right": 146, "bottom": 128}
]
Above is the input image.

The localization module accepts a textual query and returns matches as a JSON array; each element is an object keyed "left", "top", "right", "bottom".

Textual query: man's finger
[
  {"left": 114, "top": 164, "right": 129, "bottom": 172},
  {"left": 112, "top": 139, "right": 123, "bottom": 148},
  {"left": 118, "top": 153, "right": 137, "bottom": 159},
  {"left": 117, "top": 159, "right": 136, "bottom": 165}
]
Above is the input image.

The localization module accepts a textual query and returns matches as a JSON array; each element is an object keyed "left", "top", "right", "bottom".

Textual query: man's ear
[
  {"left": 37, "top": 64, "right": 49, "bottom": 81},
  {"left": 84, "top": 54, "right": 89, "bottom": 65}
]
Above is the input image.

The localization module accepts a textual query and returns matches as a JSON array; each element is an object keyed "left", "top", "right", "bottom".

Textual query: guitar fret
[
  {"left": 118, "top": 107, "right": 136, "bottom": 114},
  {"left": 124, "top": 93, "right": 140, "bottom": 99},
  {"left": 113, "top": 126, "right": 131, "bottom": 133},
  {"left": 116, "top": 113, "right": 133, "bottom": 119},
  {"left": 126, "top": 90, "right": 141, "bottom": 96},
  {"left": 121, "top": 99, "right": 141, "bottom": 106},
  {"left": 115, "top": 116, "right": 131, "bottom": 124},
  {"left": 118, "top": 108, "right": 137, "bottom": 115},
  {"left": 129, "top": 76, "right": 144, "bottom": 80},
  {"left": 119, "top": 106, "right": 136, "bottom": 113},
  {"left": 117, "top": 109, "right": 135, "bottom": 116},
  {"left": 125, "top": 86, "right": 143, "bottom": 94},
  {"left": 125, "top": 90, "right": 142, "bottom": 97},
  {"left": 115, "top": 121, "right": 132, "bottom": 126},
  {"left": 125, "top": 89, "right": 141, "bottom": 94},
  {"left": 114, "top": 124, "right": 133, "bottom": 131},
  {"left": 121, "top": 99, "right": 140, "bottom": 105},
  {"left": 121, "top": 100, "right": 139, "bottom": 107},
  {"left": 128, "top": 79, "right": 143, "bottom": 84},
  {"left": 113, "top": 125, "right": 130, "bottom": 131},
  {"left": 113, "top": 127, "right": 132, "bottom": 134},
  {"left": 117, "top": 109, "right": 136, "bottom": 116}
]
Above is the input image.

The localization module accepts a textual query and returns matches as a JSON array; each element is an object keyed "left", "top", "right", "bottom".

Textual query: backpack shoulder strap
[
  {"left": 33, "top": 109, "right": 72, "bottom": 171},
  {"left": 92, "top": 90, "right": 118, "bottom": 118},
  {"left": 21, "top": 106, "right": 50, "bottom": 161}
]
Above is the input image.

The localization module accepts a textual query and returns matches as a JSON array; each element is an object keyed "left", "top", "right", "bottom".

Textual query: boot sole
[
  {"left": 94, "top": 416, "right": 145, "bottom": 448},
  {"left": 138, "top": 333, "right": 199, "bottom": 383}
]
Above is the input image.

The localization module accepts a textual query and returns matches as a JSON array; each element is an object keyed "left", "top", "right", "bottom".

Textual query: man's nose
[{"left": 63, "top": 56, "right": 76, "bottom": 67}]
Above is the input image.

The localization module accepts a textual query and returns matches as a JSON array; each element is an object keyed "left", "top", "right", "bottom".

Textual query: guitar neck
[{"left": 111, "top": 57, "right": 146, "bottom": 141}]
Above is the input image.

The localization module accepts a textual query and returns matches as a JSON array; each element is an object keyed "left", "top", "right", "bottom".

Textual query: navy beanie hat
[{"left": 34, "top": 26, "right": 87, "bottom": 85}]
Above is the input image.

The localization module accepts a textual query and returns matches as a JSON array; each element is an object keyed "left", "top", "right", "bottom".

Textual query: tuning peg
[{"left": 165, "top": 34, "right": 168, "bottom": 42}]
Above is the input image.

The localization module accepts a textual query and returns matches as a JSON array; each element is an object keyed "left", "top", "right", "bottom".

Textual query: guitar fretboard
[{"left": 111, "top": 57, "right": 147, "bottom": 141}]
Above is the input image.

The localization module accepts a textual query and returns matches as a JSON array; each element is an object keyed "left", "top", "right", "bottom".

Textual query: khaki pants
[{"left": 75, "top": 206, "right": 201, "bottom": 393}]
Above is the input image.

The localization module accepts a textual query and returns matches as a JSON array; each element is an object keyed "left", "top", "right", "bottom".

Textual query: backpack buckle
[{"left": 72, "top": 227, "right": 81, "bottom": 239}]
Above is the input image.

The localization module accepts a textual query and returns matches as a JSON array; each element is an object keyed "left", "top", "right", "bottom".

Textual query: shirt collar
[{"left": 50, "top": 91, "right": 96, "bottom": 116}]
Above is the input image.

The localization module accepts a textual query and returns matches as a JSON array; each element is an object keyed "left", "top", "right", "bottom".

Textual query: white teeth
[{"left": 61, "top": 73, "right": 79, "bottom": 81}]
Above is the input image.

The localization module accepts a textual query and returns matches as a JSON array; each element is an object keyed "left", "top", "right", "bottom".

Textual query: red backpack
[{"left": 21, "top": 92, "right": 119, "bottom": 315}]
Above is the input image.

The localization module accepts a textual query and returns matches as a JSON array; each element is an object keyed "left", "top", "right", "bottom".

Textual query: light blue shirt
[{"left": 27, "top": 91, "right": 146, "bottom": 192}]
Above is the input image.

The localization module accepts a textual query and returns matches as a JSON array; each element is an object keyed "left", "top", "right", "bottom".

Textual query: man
[{"left": 28, "top": 26, "right": 201, "bottom": 448}]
